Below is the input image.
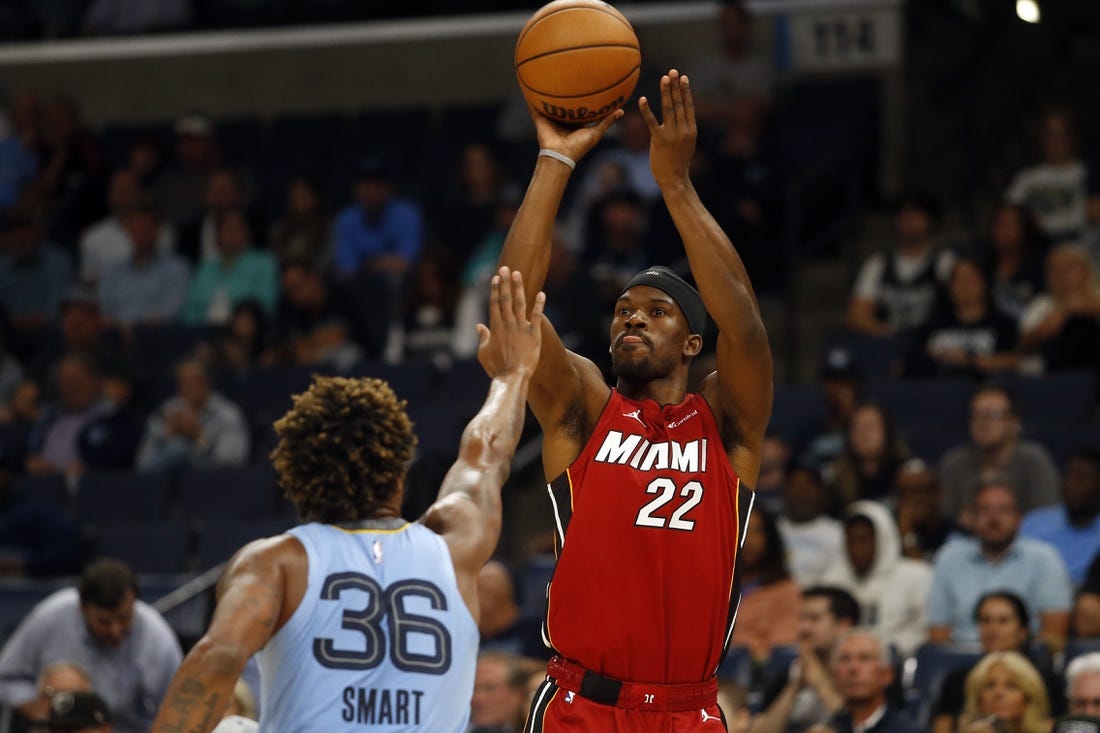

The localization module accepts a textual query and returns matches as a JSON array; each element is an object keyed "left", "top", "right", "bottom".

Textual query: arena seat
[
  {"left": 768, "top": 384, "right": 826, "bottom": 446},
  {"left": 995, "top": 371, "right": 1097, "bottom": 425},
  {"left": 92, "top": 519, "right": 191, "bottom": 574},
  {"left": 905, "top": 643, "right": 982, "bottom": 726},
  {"left": 75, "top": 471, "right": 173, "bottom": 524},
  {"left": 239, "top": 364, "right": 317, "bottom": 424},
  {"left": 1065, "top": 638, "right": 1100, "bottom": 668},
  {"left": 345, "top": 358, "right": 437, "bottom": 404},
  {"left": 1028, "top": 423, "right": 1100, "bottom": 467},
  {"left": 179, "top": 465, "right": 279, "bottom": 520},
  {"left": 195, "top": 517, "right": 295, "bottom": 569},
  {"left": 9, "top": 474, "right": 68, "bottom": 509},
  {"left": 868, "top": 378, "right": 973, "bottom": 431},
  {"left": 130, "top": 323, "right": 220, "bottom": 377},
  {"left": 406, "top": 403, "right": 463, "bottom": 459},
  {"left": 903, "top": 424, "right": 968, "bottom": 463}
]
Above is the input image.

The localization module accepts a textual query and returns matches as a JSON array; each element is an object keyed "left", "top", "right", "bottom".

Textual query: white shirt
[
  {"left": 778, "top": 515, "right": 844, "bottom": 587},
  {"left": 79, "top": 216, "right": 175, "bottom": 283},
  {"left": 1005, "top": 160, "right": 1087, "bottom": 239}
]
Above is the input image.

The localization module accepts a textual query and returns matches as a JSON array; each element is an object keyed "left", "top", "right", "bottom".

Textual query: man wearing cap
[
  {"left": 152, "top": 112, "right": 220, "bottom": 228},
  {"left": 331, "top": 155, "right": 423, "bottom": 283},
  {"left": 497, "top": 70, "right": 772, "bottom": 730}
]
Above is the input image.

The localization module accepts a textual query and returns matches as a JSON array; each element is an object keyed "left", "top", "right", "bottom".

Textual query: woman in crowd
[
  {"left": 1019, "top": 243, "right": 1100, "bottom": 372},
  {"left": 728, "top": 507, "right": 801, "bottom": 662},
  {"left": 903, "top": 255, "right": 1019, "bottom": 379},
  {"left": 983, "top": 203, "right": 1045, "bottom": 321},
  {"left": 958, "top": 650, "right": 1050, "bottom": 733},
  {"left": 829, "top": 402, "right": 910, "bottom": 505}
]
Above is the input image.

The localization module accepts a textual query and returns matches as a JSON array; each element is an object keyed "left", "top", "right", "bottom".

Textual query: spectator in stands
[
  {"left": 1005, "top": 109, "right": 1087, "bottom": 244},
  {"left": 751, "top": 586, "right": 859, "bottom": 733},
  {"left": 1072, "top": 551, "right": 1100, "bottom": 638},
  {"left": 816, "top": 630, "right": 924, "bottom": 733},
  {"left": 0, "top": 558, "right": 182, "bottom": 733},
  {"left": 846, "top": 191, "right": 954, "bottom": 338},
  {"left": 755, "top": 432, "right": 791, "bottom": 513},
  {"left": 1019, "top": 244, "right": 1100, "bottom": 373},
  {"left": 1020, "top": 448, "right": 1100, "bottom": 586},
  {"left": 778, "top": 459, "right": 844, "bottom": 587},
  {"left": 197, "top": 300, "right": 270, "bottom": 379},
  {"left": 124, "top": 136, "right": 163, "bottom": 190},
  {"left": 34, "top": 96, "right": 103, "bottom": 251},
  {"left": 384, "top": 248, "right": 476, "bottom": 367},
  {"left": 1066, "top": 654, "right": 1100, "bottom": 717},
  {"left": 477, "top": 559, "right": 546, "bottom": 660},
  {"left": 75, "top": 361, "right": 142, "bottom": 471},
  {"left": 79, "top": 169, "right": 175, "bottom": 285},
  {"left": 571, "top": 108, "right": 660, "bottom": 227},
  {"left": 927, "top": 481, "right": 1072, "bottom": 649},
  {"left": 931, "top": 591, "right": 1065, "bottom": 733},
  {"left": 332, "top": 155, "right": 423, "bottom": 284},
  {"left": 0, "top": 208, "right": 73, "bottom": 333},
  {"left": 534, "top": 232, "right": 607, "bottom": 369},
  {"left": 153, "top": 112, "right": 220, "bottom": 228},
  {"left": 433, "top": 141, "right": 509, "bottom": 265},
  {"left": 0, "top": 470, "right": 82, "bottom": 577},
  {"left": 181, "top": 208, "right": 277, "bottom": 325},
  {"left": 982, "top": 204, "right": 1045, "bottom": 321},
  {"left": 271, "top": 258, "right": 379, "bottom": 368},
  {"left": 829, "top": 402, "right": 910, "bottom": 505},
  {"left": 26, "top": 286, "right": 123, "bottom": 388},
  {"left": 718, "top": 679, "right": 753, "bottom": 733},
  {"left": 0, "top": 105, "right": 37, "bottom": 214},
  {"left": 582, "top": 188, "right": 653, "bottom": 310},
  {"left": 97, "top": 199, "right": 190, "bottom": 327},
  {"left": 0, "top": 309, "right": 25, "bottom": 405},
  {"left": 24, "top": 353, "right": 109, "bottom": 477},
  {"left": 902, "top": 255, "right": 1021, "bottom": 379},
  {"left": 939, "top": 383, "right": 1061, "bottom": 520},
  {"left": 268, "top": 175, "right": 330, "bottom": 269},
  {"left": 957, "top": 651, "right": 1051, "bottom": 733},
  {"left": 894, "top": 459, "right": 958, "bottom": 561},
  {"left": 178, "top": 167, "right": 254, "bottom": 265},
  {"left": 136, "top": 357, "right": 248, "bottom": 472},
  {"left": 47, "top": 690, "right": 112, "bottom": 733},
  {"left": 469, "top": 650, "right": 529, "bottom": 733},
  {"left": 730, "top": 507, "right": 801, "bottom": 661},
  {"left": 691, "top": 0, "right": 773, "bottom": 128},
  {"left": 800, "top": 348, "right": 864, "bottom": 465},
  {"left": 7, "top": 660, "right": 93, "bottom": 732},
  {"left": 820, "top": 501, "right": 932, "bottom": 655}
]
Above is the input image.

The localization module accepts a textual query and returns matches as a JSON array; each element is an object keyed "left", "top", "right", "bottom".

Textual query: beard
[{"left": 611, "top": 349, "right": 679, "bottom": 384}]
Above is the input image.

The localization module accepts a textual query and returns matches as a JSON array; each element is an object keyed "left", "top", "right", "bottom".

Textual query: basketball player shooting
[
  {"left": 150, "top": 268, "right": 544, "bottom": 733},
  {"left": 505, "top": 69, "right": 774, "bottom": 730}
]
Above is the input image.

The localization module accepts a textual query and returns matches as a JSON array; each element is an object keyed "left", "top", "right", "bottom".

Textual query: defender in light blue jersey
[{"left": 151, "top": 267, "right": 545, "bottom": 733}]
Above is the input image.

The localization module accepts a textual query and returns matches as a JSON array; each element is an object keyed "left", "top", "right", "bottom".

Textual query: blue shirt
[
  {"left": 257, "top": 519, "right": 477, "bottom": 732},
  {"left": 99, "top": 252, "right": 191, "bottom": 324},
  {"left": 0, "top": 588, "right": 182, "bottom": 733},
  {"left": 927, "top": 536, "right": 1072, "bottom": 643},
  {"left": 0, "top": 246, "right": 73, "bottom": 320},
  {"left": 1021, "top": 505, "right": 1100, "bottom": 586},
  {"left": 332, "top": 200, "right": 423, "bottom": 277}
]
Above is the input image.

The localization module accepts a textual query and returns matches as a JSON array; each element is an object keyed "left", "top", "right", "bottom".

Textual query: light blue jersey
[{"left": 257, "top": 519, "right": 478, "bottom": 732}]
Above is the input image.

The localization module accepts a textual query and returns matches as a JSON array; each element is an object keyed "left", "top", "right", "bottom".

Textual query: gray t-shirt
[{"left": 938, "top": 440, "right": 1061, "bottom": 518}]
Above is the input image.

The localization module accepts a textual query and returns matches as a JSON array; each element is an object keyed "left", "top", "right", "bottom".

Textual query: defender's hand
[
  {"left": 529, "top": 106, "right": 623, "bottom": 167},
  {"left": 639, "top": 69, "right": 697, "bottom": 187},
  {"left": 477, "top": 266, "right": 545, "bottom": 379}
]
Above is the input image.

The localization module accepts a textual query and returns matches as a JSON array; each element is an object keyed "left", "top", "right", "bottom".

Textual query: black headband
[{"left": 621, "top": 266, "right": 707, "bottom": 335}]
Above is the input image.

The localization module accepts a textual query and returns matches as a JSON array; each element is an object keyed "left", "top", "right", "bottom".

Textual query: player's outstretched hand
[
  {"left": 476, "top": 266, "right": 544, "bottom": 379},
  {"left": 529, "top": 105, "right": 624, "bottom": 167},
  {"left": 639, "top": 68, "right": 696, "bottom": 188}
]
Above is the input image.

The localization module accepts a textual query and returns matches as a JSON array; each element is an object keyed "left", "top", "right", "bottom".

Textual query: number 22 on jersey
[{"left": 634, "top": 477, "right": 703, "bottom": 531}]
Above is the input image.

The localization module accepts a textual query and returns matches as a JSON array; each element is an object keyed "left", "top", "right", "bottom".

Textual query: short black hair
[
  {"left": 973, "top": 590, "right": 1030, "bottom": 631},
  {"left": 78, "top": 558, "right": 138, "bottom": 608},
  {"left": 802, "top": 585, "right": 860, "bottom": 625},
  {"left": 895, "top": 189, "right": 942, "bottom": 226}
]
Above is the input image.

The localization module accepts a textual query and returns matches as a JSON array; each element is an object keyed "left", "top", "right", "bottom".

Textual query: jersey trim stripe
[
  {"left": 717, "top": 484, "right": 755, "bottom": 675},
  {"left": 331, "top": 522, "right": 412, "bottom": 535},
  {"left": 523, "top": 679, "right": 557, "bottom": 733}
]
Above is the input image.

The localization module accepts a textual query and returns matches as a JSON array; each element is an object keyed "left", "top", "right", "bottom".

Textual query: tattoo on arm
[{"left": 155, "top": 677, "right": 222, "bottom": 733}]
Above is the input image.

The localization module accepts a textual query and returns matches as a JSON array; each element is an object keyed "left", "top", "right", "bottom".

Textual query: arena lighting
[{"left": 1016, "top": 0, "right": 1041, "bottom": 23}]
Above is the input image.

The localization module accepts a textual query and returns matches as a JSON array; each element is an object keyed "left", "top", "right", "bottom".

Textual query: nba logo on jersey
[{"left": 564, "top": 691, "right": 575, "bottom": 704}]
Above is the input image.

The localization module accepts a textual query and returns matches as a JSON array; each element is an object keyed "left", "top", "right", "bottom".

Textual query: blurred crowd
[{"left": 0, "top": 1, "right": 1097, "bottom": 732}]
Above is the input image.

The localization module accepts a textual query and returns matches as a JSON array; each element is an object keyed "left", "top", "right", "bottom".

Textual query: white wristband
[{"left": 538, "top": 148, "right": 576, "bottom": 171}]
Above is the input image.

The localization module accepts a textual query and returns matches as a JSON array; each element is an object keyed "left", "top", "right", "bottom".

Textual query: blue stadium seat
[
  {"left": 407, "top": 403, "right": 463, "bottom": 458},
  {"left": 75, "top": 471, "right": 173, "bottom": 524},
  {"left": 195, "top": 517, "right": 295, "bottom": 569},
  {"left": 821, "top": 331, "right": 905, "bottom": 380},
  {"left": 239, "top": 364, "right": 317, "bottom": 424},
  {"left": 344, "top": 358, "right": 437, "bottom": 404},
  {"left": 93, "top": 520, "right": 191, "bottom": 574},
  {"left": 1065, "top": 638, "right": 1100, "bottom": 668},
  {"left": 716, "top": 645, "right": 753, "bottom": 687},
  {"left": 439, "top": 358, "right": 491, "bottom": 409},
  {"left": 906, "top": 644, "right": 983, "bottom": 726},
  {"left": 868, "top": 378, "right": 973, "bottom": 431},
  {"left": 903, "top": 424, "right": 969, "bottom": 463},
  {"left": 995, "top": 371, "right": 1096, "bottom": 425},
  {"left": 179, "top": 465, "right": 279, "bottom": 520},
  {"left": 1028, "top": 424, "right": 1100, "bottom": 467},
  {"left": 768, "top": 384, "right": 826, "bottom": 446}
]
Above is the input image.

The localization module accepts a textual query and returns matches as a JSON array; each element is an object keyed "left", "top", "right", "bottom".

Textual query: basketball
[{"left": 515, "top": 0, "right": 641, "bottom": 125}]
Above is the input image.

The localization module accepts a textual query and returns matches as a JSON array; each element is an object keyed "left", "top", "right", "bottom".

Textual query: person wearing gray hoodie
[{"left": 819, "top": 500, "right": 933, "bottom": 656}]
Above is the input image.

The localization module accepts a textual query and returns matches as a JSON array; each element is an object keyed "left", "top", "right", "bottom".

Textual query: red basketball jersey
[{"left": 543, "top": 390, "right": 754, "bottom": 684}]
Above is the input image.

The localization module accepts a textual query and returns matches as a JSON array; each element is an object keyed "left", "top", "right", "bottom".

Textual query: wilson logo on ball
[{"left": 541, "top": 96, "right": 626, "bottom": 122}]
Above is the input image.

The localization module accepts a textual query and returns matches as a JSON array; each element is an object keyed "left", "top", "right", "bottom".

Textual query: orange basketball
[{"left": 515, "top": 0, "right": 641, "bottom": 126}]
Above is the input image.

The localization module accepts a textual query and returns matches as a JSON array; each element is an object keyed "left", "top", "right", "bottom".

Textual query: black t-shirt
[{"left": 903, "top": 307, "right": 1018, "bottom": 379}]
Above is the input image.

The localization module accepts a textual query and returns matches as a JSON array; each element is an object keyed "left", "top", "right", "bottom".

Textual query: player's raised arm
[
  {"left": 639, "top": 69, "right": 773, "bottom": 486},
  {"left": 497, "top": 109, "right": 621, "bottom": 300},
  {"left": 423, "top": 267, "right": 543, "bottom": 614}
]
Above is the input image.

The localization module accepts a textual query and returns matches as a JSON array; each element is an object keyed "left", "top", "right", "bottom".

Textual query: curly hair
[{"left": 271, "top": 376, "right": 416, "bottom": 523}]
